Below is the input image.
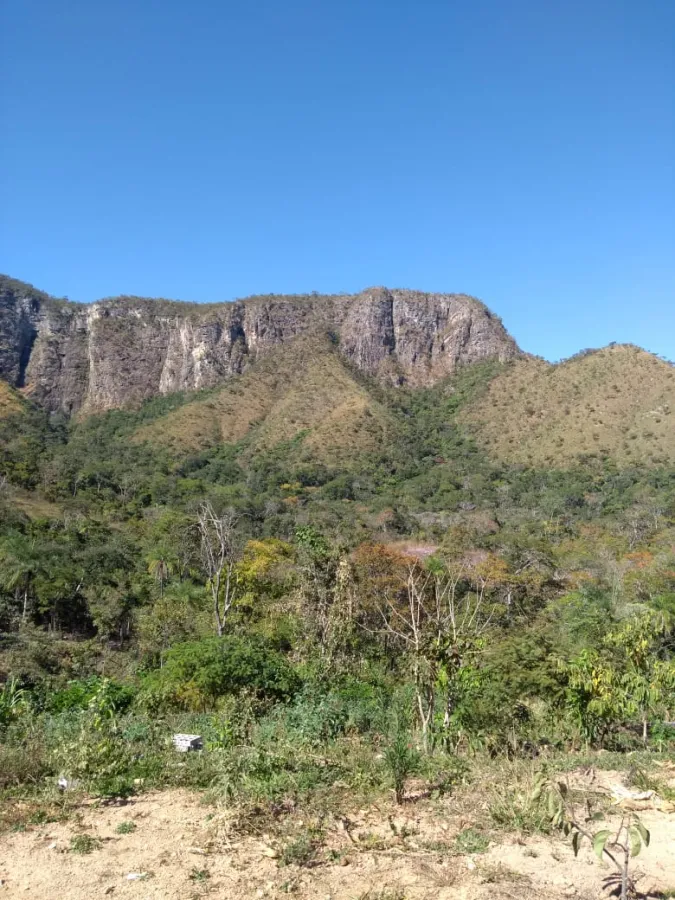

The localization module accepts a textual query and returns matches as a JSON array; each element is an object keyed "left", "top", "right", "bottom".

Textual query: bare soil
[{"left": 1, "top": 772, "right": 674, "bottom": 900}]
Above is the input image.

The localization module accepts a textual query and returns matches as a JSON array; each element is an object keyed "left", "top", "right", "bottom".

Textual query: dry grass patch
[{"left": 460, "top": 345, "right": 675, "bottom": 466}]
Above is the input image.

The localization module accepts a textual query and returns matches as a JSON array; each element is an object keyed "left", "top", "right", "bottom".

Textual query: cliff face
[{"left": 0, "top": 276, "right": 520, "bottom": 415}]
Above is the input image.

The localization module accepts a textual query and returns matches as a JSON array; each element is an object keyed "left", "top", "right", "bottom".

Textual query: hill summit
[{"left": 461, "top": 344, "right": 675, "bottom": 466}]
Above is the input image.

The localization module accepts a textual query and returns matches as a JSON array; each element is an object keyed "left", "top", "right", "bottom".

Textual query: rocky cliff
[{"left": 0, "top": 275, "right": 520, "bottom": 415}]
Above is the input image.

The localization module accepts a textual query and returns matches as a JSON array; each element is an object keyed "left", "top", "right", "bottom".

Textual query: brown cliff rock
[{"left": 0, "top": 276, "right": 520, "bottom": 414}]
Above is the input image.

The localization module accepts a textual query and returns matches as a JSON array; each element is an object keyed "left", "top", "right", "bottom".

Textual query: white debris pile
[{"left": 172, "top": 733, "right": 203, "bottom": 752}]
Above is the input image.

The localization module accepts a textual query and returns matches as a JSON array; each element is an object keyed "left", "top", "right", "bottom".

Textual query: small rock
[
  {"left": 126, "top": 873, "right": 148, "bottom": 881},
  {"left": 104, "top": 888, "right": 115, "bottom": 896},
  {"left": 262, "top": 847, "right": 279, "bottom": 859},
  {"left": 47, "top": 842, "right": 57, "bottom": 850},
  {"left": 339, "top": 856, "right": 350, "bottom": 866},
  {"left": 466, "top": 859, "right": 476, "bottom": 871}
]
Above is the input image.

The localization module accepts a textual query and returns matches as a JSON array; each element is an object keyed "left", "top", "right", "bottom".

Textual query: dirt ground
[{"left": 1, "top": 772, "right": 674, "bottom": 900}]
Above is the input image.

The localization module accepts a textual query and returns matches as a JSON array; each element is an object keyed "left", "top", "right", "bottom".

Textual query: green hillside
[
  {"left": 461, "top": 344, "right": 675, "bottom": 467},
  {"left": 133, "top": 336, "right": 399, "bottom": 467}
]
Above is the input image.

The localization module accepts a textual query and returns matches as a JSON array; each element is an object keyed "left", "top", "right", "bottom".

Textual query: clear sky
[{"left": 1, "top": 0, "right": 673, "bottom": 362}]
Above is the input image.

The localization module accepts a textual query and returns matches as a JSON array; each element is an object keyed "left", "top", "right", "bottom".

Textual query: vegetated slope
[
  {"left": 0, "top": 381, "right": 25, "bottom": 419},
  {"left": 460, "top": 345, "right": 675, "bottom": 467},
  {"left": 133, "top": 335, "right": 400, "bottom": 467}
]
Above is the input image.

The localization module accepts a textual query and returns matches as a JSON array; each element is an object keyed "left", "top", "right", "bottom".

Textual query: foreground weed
[
  {"left": 627, "top": 764, "right": 675, "bottom": 801},
  {"left": 280, "top": 830, "right": 322, "bottom": 867},
  {"left": 355, "top": 830, "right": 389, "bottom": 851},
  {"left": 0, "top": 797, "right": 75, "bottom": 835},
  {"left": 115, "top": 821, "right": 137, "bottom": 834},
  {"left": 70, "top": 833, "right": 102, "bottom": 854},
  {"left": 418, "top": 838, "right": 452, "bottom": 854},
  {"left": 92, "top": 775, "right": 137, "bottom": 801},
  {"left": 356, "top": 889, "right": 407, "bottom": 900},
  {"left": 189, "top": 867, "right": 210, "bottom": 882},
  {"left": 383, "top": 731, "right": 419, "bottom": 804},
  {"left": 487, "top": 768, "right": 553, "bottom": 834},
  {"left": 478, "top": 862, "right": 530, "bottom": 884},
  {"left": 455, "top": 826, "right": 490, "bottom": 854},
  {"left": 28, "top": 810, "right": 52, "bottom": 825}
]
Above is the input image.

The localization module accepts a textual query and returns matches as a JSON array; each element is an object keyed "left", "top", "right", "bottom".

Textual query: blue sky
[{"left": 1, "top": 0, "right": 673, "bottom": 362}]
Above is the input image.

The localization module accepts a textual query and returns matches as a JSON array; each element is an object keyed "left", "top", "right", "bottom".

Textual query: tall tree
[
  {"left": 197, "top": 503, "right": 241, "bottom": 636},
  {"left": 0, "top": 530, "right": 43, "bottom": 624}
]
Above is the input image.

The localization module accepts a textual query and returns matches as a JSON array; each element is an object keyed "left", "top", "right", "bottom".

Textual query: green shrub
[
  {"left": 0, "top": 677, "right": 29, "bottom": 726},
  {"left": 0, "top": 740, "right": 51, "bottom": 789},
  {"left": 91, "top": 774, "right": 136, "bottom": 800},
  {"left": 47, "top": 677, "right": 135, "bottom": 715},
  {"left": 138, "top": 636, "right": 301, "bottom": 712}
]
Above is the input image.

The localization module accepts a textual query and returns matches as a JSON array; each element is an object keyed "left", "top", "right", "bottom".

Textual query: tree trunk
[
  {"left": 621, "top": 842, "right": 630, "bottom": 900},
  {"left": 212, "top": 570, "right": 223, "bottom": 636}
]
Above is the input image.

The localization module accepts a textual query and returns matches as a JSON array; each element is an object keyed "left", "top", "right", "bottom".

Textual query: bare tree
[
  {"left": 197, "top": 503, "right": 240, "bottom": 636},
  {"left": 370, "top": 559, "right": 499, "bottom": 750}
]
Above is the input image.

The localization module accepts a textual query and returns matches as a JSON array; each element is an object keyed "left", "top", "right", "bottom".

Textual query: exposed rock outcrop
[{"left": 0, "top": 276, "right": 520, "bottom": 415}]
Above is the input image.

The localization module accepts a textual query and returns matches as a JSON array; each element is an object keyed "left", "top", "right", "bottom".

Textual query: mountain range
[{"left": 1, "top": 273, "right": 673, "bottom": 469}]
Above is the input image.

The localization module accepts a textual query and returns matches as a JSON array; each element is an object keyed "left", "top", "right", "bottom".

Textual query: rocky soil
[{"left": 1, "top": 770, "right": 674, "bottom": 900}]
